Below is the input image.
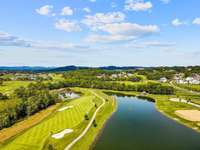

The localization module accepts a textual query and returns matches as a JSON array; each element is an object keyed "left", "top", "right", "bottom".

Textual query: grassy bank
[
  {"left": 175, "top": 83, "right": 200, "bottom": 93},
  {"left": 0, "top": 81, "right": 31, "bottom": 95}
]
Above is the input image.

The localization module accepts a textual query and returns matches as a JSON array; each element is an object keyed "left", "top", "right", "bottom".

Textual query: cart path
[{"left": 64, "top": 90, "right": 105, "bottom": 150}]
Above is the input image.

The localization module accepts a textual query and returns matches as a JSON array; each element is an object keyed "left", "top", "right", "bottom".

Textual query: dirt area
[{"left": 175, "top": 110, "right": 200, "bottom": 121}]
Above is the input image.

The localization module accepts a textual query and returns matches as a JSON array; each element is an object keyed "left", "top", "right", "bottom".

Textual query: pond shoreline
[
  {"left": 102, "top": 90, "right": 200, "bottom": 134},
  {"left": 89, "top": 98, "right": 118, "bottom": 150},
  {"left": 93, "top": 94, "right": 200, "bottom": 150}
]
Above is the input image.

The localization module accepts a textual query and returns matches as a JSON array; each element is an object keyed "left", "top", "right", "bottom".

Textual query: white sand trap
[
  {"left": 58, "top": 106, "right": 73, "bottom": 112},
  {"left": 52, "top": 129, "right": 73, "bottom": 139},
  {"left": 175, "top": 110, "right": 200, "bottom": 121},
  {"left": 170, "top": 98, "right": 180, "bottom": 102}
]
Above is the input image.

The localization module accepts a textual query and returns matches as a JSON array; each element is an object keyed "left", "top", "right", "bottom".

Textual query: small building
[{"left": 159, "top": 77, "right": 167, "bottom": 83}]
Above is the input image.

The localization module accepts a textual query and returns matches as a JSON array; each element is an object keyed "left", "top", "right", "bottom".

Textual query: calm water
[{"left": 93, "top": 96, "right": 200, "bottom": 150}]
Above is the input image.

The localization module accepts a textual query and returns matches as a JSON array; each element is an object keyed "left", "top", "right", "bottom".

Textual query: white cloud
[
  {"left": 0, "top": 31, "right": 88, "bottom": 50},
  {"left": 36, "top": 5, "right": 53, "bottom": 16},
  {"left": 160, "top": 0, "right": 171, "bottom": 4},
  {"left": 98, "top": 23, "right": 159, "bottom": 36},
  {"left": 52, "top": 13, "right": 56, "bottom": 17},
  {"left": 125, "top": 0, "right": 152, "bottom": 11},
  {"left": 171, "top": 18, "right": 186, "bottom": 26},
  {"left": 61, "top": 6, "right": 73, "bottom": 16},
  {"left": 82, "top": 12, "right": 125, "bottom": 29},
  {"left": 83, "top": 7, "right": 91, "bottom": 13},
  {"left": 193, "top": 18, "right": 200, "bottom": 25},
  {"left": 55, "top": 19, "right": 81, "bottom": 32},
  {"left": 0, "top": 31, "right": 31, "bottom": 47},
  {"left": 85, "top": 23, "right": 159, "bottom": 43}
]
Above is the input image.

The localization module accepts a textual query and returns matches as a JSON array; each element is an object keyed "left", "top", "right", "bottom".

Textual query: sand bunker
[
  {"left": 52, "top": 129, "right": 73, "bottom": 139},
  {"left": 58, "top": 106, "right": 73, "bottom": 112},
  {"left": 175, "top": 110, "right": 200, "bottom": 121}
]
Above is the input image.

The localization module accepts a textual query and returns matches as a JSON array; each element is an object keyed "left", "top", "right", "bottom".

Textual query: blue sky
[{"left": 0, "top": 0, "right": 200, "bottom": 67}]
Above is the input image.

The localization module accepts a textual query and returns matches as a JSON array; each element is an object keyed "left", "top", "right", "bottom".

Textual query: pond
[{"left": 93, "top": 96, "right": 200, "bottom": 150}]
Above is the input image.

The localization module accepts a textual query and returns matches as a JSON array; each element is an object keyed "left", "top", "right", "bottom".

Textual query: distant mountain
[
  {"left": 48, "top": 65, "right": 89, "bottom": 72},
  {"left": 0, "top": 66, "right": 144, "bottom": 72},
  {"left": 98, "top": 66, "right": 143, "bottom": 70},
  {"left": 48, "top": 66, "right": 143, "bottom": 72},
  {"left": 0, "top": 66, "right": 55, "bottom": 72}
]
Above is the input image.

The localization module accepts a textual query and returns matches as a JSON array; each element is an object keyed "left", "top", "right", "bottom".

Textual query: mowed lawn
[
  {"left": 176, "top": 83, "right": 200, "bottom": 92},
  {"left": 0, "top": 81, "right": 31, "bottom": 95},
  {"left": 1, "top": 92, "right": 96, "bottom": 150}
]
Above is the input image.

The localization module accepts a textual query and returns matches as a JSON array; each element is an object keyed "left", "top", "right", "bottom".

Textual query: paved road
[
  {"left": 64, "top": 90, "right": 105, "bottom": 150},
  {"left": 170, "top": 98, "right": 200, "bottom": 108}
]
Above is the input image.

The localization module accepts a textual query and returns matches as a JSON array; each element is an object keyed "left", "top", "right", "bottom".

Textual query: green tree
[
  {"left": 84, "top": 114, "right": 89, "bottom": 120},
  {"left": 48, "top": 144, "right": 55, "bottom": 150},
  {"left": 0, "top": 93, "right": 8, "bottom": 100},
  {"left": 93, "top": 119, "right": 97, "bottom": 127}
]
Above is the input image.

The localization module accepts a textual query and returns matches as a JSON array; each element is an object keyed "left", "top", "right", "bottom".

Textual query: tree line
[
  {"left": 62, "top": 69, "right": 141, "bottom": 82},
  {"left": 47, "top": 79, "right": 174, "bottom": 95},
  {"left": 0, "top": 82, "right": 59, "bottom": 129}
]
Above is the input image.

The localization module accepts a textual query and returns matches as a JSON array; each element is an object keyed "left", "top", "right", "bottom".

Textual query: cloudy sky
[{"left": 0, "top": 0, "right": 200, "bottom": 67}]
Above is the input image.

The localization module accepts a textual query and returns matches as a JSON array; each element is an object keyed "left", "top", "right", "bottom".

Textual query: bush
[{"left": 0, "top": 93, "right": 8, "bottom": 100}]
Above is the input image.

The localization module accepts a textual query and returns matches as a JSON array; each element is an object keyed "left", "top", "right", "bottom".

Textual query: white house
[{"left": 159, "top": 77, "right": 167, "bottom": 83}]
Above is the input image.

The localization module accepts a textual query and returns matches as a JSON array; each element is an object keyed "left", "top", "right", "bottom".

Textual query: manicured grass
[
  {"left": 0, "top": 104, "right": 60, "bottom": 143},
  {"left": 115, "top": 80, "right": 159, "bottom": 85},
  {"left": 0, "top": 90, "right": 96, "bottom": 150},
  {"left": 176, "top": 83, "right": 200, "bottom": 92},
  {"left": 156, "top": 99, "right": 200, "bottom": 132},
  {"left": 70, "top": 90, "right": 116, "bottom": 150},
  {"left": 0, "top": 74, "right": 15, "bottom": 80},
  {"left": 50, "top": 74, "right": 65, "bottom": 81},
  {"left": 0, "top": 81, "right": 31, "bottom": 95},
  {"left": 43, "top": 89, "right": 116, "bottom": 150},
  {"left": 191, "top": 99, "right": 200, "bottom": 105}
]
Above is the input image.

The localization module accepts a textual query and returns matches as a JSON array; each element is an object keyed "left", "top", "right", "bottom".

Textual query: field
[
  {"left": 0, "top": 89, "right": 116, "bottom": 150},
  {"left": 0, "top": 81, "right": 31, "bottom": 95},
  {"left": 175, "top": 83, "right": 200, "bottom": 92},
  {"left": 115, "top": 80, "right": 159, "bottom": 85},
  {"left": 0, "top": 81, "right": 32, "bottom": 113}
]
